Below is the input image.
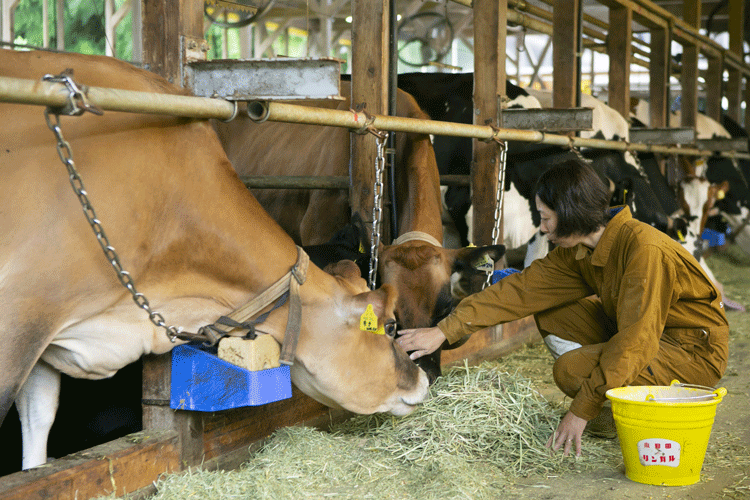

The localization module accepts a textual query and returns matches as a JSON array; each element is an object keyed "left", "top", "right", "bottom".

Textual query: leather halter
[{"left": 178, "top": 246, "right": 309, "bottom": 366}]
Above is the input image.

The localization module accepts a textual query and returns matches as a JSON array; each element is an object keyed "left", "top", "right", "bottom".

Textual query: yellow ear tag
[
  {"left": 677, "top": 230, "right": 685, "bottom": 243},
  {"left": 359, "top": 241, "right": 365, "bottom": 254},
  {"left": 360, "top": 304, "right": 378, "bottom": 332}
]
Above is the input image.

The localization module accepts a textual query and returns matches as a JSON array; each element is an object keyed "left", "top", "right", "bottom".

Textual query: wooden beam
[
  {"left": 350, "top": 0, "right": 389, "bottom": 245},
  {"left": 141, "top": 0, "right": 204, "bottom": 85},
  {"left": 552, "top": 0, "right": 580, "bottom": 108},
  {"left": 649, "top": 27, "right": 669, "bottom": 128},
  {"left": 705, "top": 55, "right": 723, "bottom": 122},
  {"left": 680, "top": 43, "right": 699, "bottom": 128},
  {"left": 142, "top": 353, "right": 205, "bottom": 467},
  {"left": 139, "top": 0, "right": 207, "bottom": 470},
  {"left": 725, "top": 0, "right": 745, "bottom": 121},
  {"left": 608, "top": 5, "right": 632, "bottom": 120},
  {"left": 679, "top": 0, "right": 700, "bottom": 129},
  {"left": 471, "top": 0, "right": 506, "bottom": 245}
]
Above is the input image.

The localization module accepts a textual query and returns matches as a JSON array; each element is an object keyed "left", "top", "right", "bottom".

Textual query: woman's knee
[{"left": 552, "top": 345, "right": 603, "bottom": 398}]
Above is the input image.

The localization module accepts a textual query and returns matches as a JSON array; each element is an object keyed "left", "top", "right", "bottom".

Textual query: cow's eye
[{"left": 384, "top": 320, "right": 397, "bottom": 338}]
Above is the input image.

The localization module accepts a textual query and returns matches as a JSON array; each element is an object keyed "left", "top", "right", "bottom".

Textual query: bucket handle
[{"left": 645, "top": 380, "right": 727, "bottom": 402}]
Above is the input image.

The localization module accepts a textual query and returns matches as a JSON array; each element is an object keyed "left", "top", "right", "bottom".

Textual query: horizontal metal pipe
[
  {"left": 0, "top": 76, "right": 237, "bottom": 120},
  {"left": 242, "top": 175, "right": 471, "bottom": 189},
  {"left": 1, "top": 76, "right": 747, "bottom": 161},
  {"left": 255, "top": 100, "right": 750, "bottom": 160}
]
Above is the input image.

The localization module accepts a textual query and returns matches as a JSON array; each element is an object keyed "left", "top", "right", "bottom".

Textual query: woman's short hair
[{"left": 535, "top": 159, "right": 611, "bottom": 238}]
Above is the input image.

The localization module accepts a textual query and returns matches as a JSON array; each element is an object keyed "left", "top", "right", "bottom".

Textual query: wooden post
[
  {"left": 350, "top": 0, "right": 389, "bottom": 244},
  {"left": 725, "top": 0, "right": 745, "bottom": 121},
  {"left": 649, "top": 27, "right": 670, "bottom": 127},
  {"left": 471, "top": 0, "right": 506, "bottom": 245},
  {"left": 141, "top": 0, "right": 205, "bottom": 85},
  {"left": 705, "top": 55, "right": 723, "bottom": 122},
  {"left": 679, "top": 0, "right": 700, "bottom": 129},
  {"left": 140, "top": 0, "right": 207, "bottom": 469},
  {"left": 552, "top": 0, "right": 580, "bottom": 108},
  {"left": 607, "top": 5, "right": 632, "bottom": 120}
]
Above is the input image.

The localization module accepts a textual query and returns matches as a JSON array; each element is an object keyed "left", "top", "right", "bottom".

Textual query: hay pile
[{"left": 144, "top": 362, "right": 621, "bottom": 500}]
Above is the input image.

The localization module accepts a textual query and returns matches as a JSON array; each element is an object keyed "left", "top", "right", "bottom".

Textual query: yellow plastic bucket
[{"left": 605, "top": 380, "right": 726, "bottom": 486}]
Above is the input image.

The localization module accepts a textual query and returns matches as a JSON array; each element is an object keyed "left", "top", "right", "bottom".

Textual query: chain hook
[
  {"left": 43, "top": 72, "right": 103, "bottom": 117},
  {"left": 369, "top": 132, "right": 388, "bottom": 290},
  {"left": 42, "top": 74, "right": 182, "bottom": 343},
  {"left": 484, "top": 140, "right": 507, "bottom": 290}
]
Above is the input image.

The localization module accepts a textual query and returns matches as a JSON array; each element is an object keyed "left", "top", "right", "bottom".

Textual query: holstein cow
[
  {"left": 0, "top": 49, "right": 431, "bottom": 470},
  {"left": 629, "top": 103, "right": 747, "bottom": 307},
  {"left": 213, "top": 82, "right": 505, "bottom": 384},
  {"left": 397, "top": 73, "right": 684, "bottom": 269}
]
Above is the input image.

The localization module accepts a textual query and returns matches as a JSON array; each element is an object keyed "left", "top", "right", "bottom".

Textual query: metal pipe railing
[
  {"left": 0, "top": 75, "right": 237, "bottom": 120},
  {"left": 2, "top": 75, "right": 748, "bottom": 161},
  {"left": 249, "top": 99, "right": 750, "bottom": 161}
]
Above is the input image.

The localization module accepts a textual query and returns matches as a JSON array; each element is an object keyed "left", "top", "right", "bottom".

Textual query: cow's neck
[{"left": 395, "top": 137, "right": 443, "bottom": 243}]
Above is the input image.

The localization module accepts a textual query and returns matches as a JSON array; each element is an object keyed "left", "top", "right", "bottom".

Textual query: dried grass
[{"left": 144, "top": 362, "right": 621, "bottom": 500}]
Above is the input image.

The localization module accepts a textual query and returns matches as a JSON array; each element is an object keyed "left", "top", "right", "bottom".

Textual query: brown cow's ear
[{"left": 351, "top": 283, "right": 399, "bottom": 324}]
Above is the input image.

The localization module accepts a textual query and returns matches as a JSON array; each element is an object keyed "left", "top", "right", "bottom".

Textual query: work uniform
[{"left": 438, "top": 206, "right": 728, "bottom": 421}]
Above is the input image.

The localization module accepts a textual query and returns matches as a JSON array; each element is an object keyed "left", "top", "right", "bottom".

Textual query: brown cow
[
  {"left": 0, "top": 49, "right": 429, "bottom": 470},
  {"left": 214, "top": 83, "right": 505, "bottom": 382}
]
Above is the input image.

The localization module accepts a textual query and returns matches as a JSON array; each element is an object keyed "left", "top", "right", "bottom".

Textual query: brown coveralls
[{"left": 438, "top": 206, "right": 729, "bottom": 420}]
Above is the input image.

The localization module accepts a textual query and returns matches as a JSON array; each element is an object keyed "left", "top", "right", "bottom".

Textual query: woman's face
[{"left": 536, "top": 195, "right": 585, "bottom": 248}]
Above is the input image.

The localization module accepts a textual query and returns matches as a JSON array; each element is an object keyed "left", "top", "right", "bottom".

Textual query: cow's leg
[{"left": 18, "top": 360, "right": 61, "bottom": 469}]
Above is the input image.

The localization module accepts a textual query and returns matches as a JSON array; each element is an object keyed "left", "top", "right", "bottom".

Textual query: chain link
[
  {"left": 43, "top": 97, "right": 183, "bottom": 343},
  {"left": 485, "top": 141, "right": 508, "bottom": 289},
  {"left": 368, "top": 133, "right": 388, "bottom": 290}
]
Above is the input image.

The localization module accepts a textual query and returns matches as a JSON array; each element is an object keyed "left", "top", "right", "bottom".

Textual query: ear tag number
[
  {"left": 475, "top": 254, "right": 494, "bottom": 273},
  {"left": 360, "top": 304, "right": 378, "bottom": 332}
]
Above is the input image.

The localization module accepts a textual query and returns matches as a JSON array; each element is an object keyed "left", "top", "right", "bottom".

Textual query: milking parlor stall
[{"left": 1, "top": 0, "right": 750, "bottom": 498}]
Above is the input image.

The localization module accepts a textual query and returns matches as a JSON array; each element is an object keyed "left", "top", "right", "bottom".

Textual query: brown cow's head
[
  {"left": 290, "top": 276, "right": 430, "bottom": 416},
  {"left": 379, "top": 239, "right": 506, "bottom": 338}
]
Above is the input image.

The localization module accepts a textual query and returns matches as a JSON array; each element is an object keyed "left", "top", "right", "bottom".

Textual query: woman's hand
[
  {"left": 396, "top": 326, "right": 447, "bottom": 360},
  {"left": 546, "top": 410, "right": 587, "bottom": 457}
]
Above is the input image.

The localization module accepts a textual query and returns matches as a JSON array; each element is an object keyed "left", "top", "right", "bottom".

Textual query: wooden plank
[
  {"left": 441, "top": 317, "right": 539, "bottom": 367},
  {"left": 0, "top": 430, "right": 179, "bottom": 500},
  {"left": 608, "top": 5, "right": 632, "bottom": 120},
  {"left": 201, "top": 388, "right": 332, "bottom": 461},
  {"left": 471, "top": 0, "right": 506, "bottom": 245},
  {"left": 649, "top": 27, "right": 669, "bottom": 128},
  {"left": 350, "top": 0, "right": 389, "bottom": 245},
  {"left": 552, "top": 0, "right": 580, "bottom": 109}
]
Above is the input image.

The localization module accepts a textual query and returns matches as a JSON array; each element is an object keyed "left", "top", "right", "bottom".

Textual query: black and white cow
[{"left": 397, "top": 73, "right": 685, "bottom": 268}]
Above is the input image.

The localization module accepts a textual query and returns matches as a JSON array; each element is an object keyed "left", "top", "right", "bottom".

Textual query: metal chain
[
  {"left": 485, "top": 140, "right": 508, "bottom": 289},
  {"left": 369, "top": 132, "right": 388, "bottom": 290},
  {"left": 43, "top": 93, "right": 184, "bottom": 343}
]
